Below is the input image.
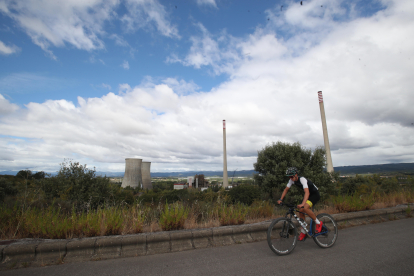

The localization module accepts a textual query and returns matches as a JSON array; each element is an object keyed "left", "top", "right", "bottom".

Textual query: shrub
[
  {"left": 0, "top": 178, "right": 18, "bottom": 202},
  {"left": 159, "top": 202, "right": 189, "bottom": 231},
  {"left": 228, "top": 184, "right": 261, "bottom": 205},
  {"left": 217, "top": 203, "right": 247, "bottom": 226},
  {"left": 247, "top": 200, "right": 274, "bottom": 219},
  {"left": 331, "top": 193, "right": 375, "bottom": 213}
]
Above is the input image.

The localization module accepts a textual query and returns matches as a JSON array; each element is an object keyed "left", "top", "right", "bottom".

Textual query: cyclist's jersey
[{"left": 287, "top": 176, "right": 319, "bottom": 194}]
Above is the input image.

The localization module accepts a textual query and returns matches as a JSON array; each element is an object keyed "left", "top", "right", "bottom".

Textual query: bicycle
[{"left": 267, "top": 202, "right": 338, "bottom": 255}]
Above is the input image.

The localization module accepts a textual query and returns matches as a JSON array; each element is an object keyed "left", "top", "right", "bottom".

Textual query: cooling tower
[
  {"left": 122, "top": 158, "right": 142, "bottom": 188},
  {"left": 141, "top": 162, "right": 153, "bottom": 190}
]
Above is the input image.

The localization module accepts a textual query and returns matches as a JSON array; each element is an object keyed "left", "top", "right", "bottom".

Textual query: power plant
[
  {"left": 318, "top": 91, "right": 334, "bottom": 173},
  {"left": 141, "top": 161, "right": 153, "bottom": 190},
  {"left": 122, "top": 158, "right": 152, "bottom": 189}
]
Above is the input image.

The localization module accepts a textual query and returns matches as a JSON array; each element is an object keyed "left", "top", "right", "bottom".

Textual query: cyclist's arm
[{"left": 278, "top": 187, "right": 290, "bottom": 203}]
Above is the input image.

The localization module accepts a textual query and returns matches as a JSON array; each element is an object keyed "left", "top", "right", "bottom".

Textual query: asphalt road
[{"left": 2, "top": 218, "right": 414, "bottom": 276}]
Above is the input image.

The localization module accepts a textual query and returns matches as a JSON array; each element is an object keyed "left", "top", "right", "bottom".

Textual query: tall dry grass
[
  {"left": 0, "top": 205, "right": 145, "bottom": 240},
  {"left": 2, "top": 190, "right": 413, "bottom": 240}
]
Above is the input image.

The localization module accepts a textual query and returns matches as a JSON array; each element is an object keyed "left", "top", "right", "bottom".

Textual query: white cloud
[
  {"left": 196, "top": 0, "right": 217, "bottom": 8},
  {"left": 0, "top": 94, "right": 19, "bottom": 115},
  {"left": 121, "top": 60, "right": 130, "bottom": 69},
  {"left": 0, "top": 0, "right": 178, "bottom": 58},
  {"left": 1, "top": 0, "right": 414, "bottom": 173},
  {"left": 167, "top": 23, "right": 240, "bottom": 75},
  {"left": 121, "top": 0, "right": 180, "bottom": 38},
  {"left": 102, "top": 83, "right": 112, "bottom": 90},
  {"left": 0, "top": 40, "right": 19, "bottom": 55}
]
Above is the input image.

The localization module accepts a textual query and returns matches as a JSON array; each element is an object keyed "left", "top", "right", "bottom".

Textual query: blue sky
[{"left": 0, "top": 0, "right": 413, "bottom": 173}]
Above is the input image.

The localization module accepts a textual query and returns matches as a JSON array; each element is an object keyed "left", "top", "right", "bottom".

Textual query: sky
[{"left": 0, "top": 0, "right": 413, "bottom": 174}]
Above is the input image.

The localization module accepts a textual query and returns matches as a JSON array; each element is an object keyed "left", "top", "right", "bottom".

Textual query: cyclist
[{"left": 277, "top": 167, "right": 323, "bottom": 241}]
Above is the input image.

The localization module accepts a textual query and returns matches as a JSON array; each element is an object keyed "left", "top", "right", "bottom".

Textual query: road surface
[{"left": 2, "top": 218, "right": 413, "bottom": 276}]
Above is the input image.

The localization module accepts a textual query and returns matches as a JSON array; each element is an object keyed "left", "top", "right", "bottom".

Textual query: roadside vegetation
[{"left": 1, "top": 143, "right": 413, "bottom": 240}]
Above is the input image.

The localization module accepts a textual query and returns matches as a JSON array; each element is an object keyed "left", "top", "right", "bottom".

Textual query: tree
[
  {"left": 253, "top": 141, "right": 338, "bottom": 203},
  {"left": 47, "top": 160, "right": 112, "bottom": 209},
  {"left": 16, "top": 170, "right": 32, "bottom": 180},
  {"left": 33, "top": 171, "right": 46, "bottom": 180}
]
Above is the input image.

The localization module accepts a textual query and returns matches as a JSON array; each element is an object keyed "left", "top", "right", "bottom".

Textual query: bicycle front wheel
[
  {"left": 312, "top": 213, "right": 338, "bottom": 248},
  {"left": 267, "top": 218, "right": 298, "bottom": 255}
]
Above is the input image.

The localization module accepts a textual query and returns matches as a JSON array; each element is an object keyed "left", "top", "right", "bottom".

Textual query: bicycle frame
[{"left": 283, "top": 206, "right": 328, "bottom": 238}]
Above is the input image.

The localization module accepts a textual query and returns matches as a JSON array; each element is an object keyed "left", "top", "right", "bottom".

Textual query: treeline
[{"left": 0, "top": 160, "right": 139, "bottom": 211}]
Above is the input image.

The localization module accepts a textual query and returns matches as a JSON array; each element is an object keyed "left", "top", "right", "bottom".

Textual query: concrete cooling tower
[
  {"left": 122, "top": 158, "right": 142, "bottom": 188},
  {"left": 141, "top": 162, "right": 152, "bottom": 190}
]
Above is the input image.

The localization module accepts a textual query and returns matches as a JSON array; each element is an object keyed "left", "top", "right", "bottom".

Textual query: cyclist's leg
[
  {"left": 301, "top": 202, "right": 317, "bottom": 220},
  {"left": 303, "top": 192, "right": 321, "bottom": 220}
]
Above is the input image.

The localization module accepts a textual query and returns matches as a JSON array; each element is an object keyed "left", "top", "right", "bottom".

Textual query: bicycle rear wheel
[
  {"left": 267, "top": 218, "right": 298, "bottom": 255},
  {"left": 312, "top": 213, "right": 338, "bottom": 248}
]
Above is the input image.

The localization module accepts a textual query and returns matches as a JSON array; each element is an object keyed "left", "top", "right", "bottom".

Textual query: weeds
[
  {"left": 406, "top": 205, "right": 412, "bottom": 218},
  {"left": 1, "top": 190, "right": 414, "bottom": 240},
  {"left": 159, "top": 202, "right": 188, "bottom": 231}
]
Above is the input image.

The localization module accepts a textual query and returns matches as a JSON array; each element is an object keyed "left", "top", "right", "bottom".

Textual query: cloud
[
  {"left": 121, "top": 0, "right": 180, "bottom": 38},
  {"left": 101, "top": 83, "right": 112, "bottom": 90},
  {"left": 0, "top": 40, "right": 20, "bottom": 55},
  {"left": 166, "top": 23, "right": 240, "bottom": 75},
  {"left": 1, "top": 0, "right": 414, "bottom": 172},
  {"left": 0, "top": 0, "right": 178, "bottom": 58},
  {"left": 196, "top": 0, "right": 217, "bottom": 8},
  {"left": 0, "top": 94, "right": 19, "bottom": 115},
  {"left": 121, "top": 60, "right": 130, "bottom": 70},
  {"left": 109, "top": 34, "right": 130, "bottom": 47}
]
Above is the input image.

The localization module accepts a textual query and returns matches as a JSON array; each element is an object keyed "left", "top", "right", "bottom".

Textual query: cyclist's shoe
[
  {"left": 298, "top": 232, "right": 307, "bottom": 241},
  {"left": 316, "top": 222, "right": 323, "bottom": 233}
]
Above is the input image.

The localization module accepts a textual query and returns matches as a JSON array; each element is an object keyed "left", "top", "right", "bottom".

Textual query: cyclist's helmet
[{"left": 285, "top": 167, "right": 299, "bottom": 176}]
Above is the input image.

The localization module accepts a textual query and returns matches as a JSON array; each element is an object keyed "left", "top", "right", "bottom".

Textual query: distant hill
[
  {"left": 2, "top": 163, "right": 413, "bottom": 177},
  {"left": 334, "top": 163, "right": 414, "bottom": 175}
]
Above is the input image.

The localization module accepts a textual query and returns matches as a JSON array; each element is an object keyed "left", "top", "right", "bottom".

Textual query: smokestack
[
  {"left": 223, "top": 120, "right": 229, "bottom": 188},
  {"left": 318, "top": 91, "right": 334, "bottom": 173},
  {"left": 122, "top": 158, "right": 142, "bottom": 188},
  {"left": 141, "top": 162, "right": 152, "bottom": 190}
]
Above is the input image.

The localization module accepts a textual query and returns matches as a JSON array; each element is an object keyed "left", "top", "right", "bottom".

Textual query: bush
[
  {"left": 228, "top": 184, "right": 261, "bottom": 205},
  {"left": 247, "top": 200, "right": 274, "bottom": 219},
  {"left": 0, "top": 178, "right": 18, "bottom": 202},
  {"left": 217, "top": 203, "right": 247, "bottom": 226},
  {"left": 159, "top": 202, "right": 189, "bottom": 231},
  {"left": 331, "top": 193, "right": 375, "bottom": 213}
]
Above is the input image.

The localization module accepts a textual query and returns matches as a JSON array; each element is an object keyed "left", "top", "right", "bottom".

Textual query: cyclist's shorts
[{"left": 306, "top": 191, "right": 321, "bottom": 208}]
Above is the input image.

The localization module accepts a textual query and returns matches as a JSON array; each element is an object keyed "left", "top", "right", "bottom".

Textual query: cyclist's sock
[
  {"left": 301, "top": 229, "right": 306, "bottom": 234},
  {"left": 315, "top": 219, "right": 320, "bottom": 224}
]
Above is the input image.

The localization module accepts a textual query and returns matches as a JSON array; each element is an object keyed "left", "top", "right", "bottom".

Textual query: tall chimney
[
  {"left": 122, "top": 158, "right": 142, "bottom": 188},
  {"left": 141, "top": 162, "right": 152, "bottom": 190},
  {"left": 223, "top": 120, "right": 229, "bottom": 188},
  {"left": 318, "top": 91, "right": 334, "bottom": 173}
]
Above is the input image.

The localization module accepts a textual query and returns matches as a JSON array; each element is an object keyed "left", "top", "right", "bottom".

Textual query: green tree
[
  {"left": 253, "top": 141, "right": 338, "bottom": 203},
  {"left": 33, "top": 171, "right": 46, "bottom": 180},
  {"left": 48, "top": 160, "right": 112, "bottom": 209},
  {"left": 16, "top": 170, "right": 32, "bottom": 180}
]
